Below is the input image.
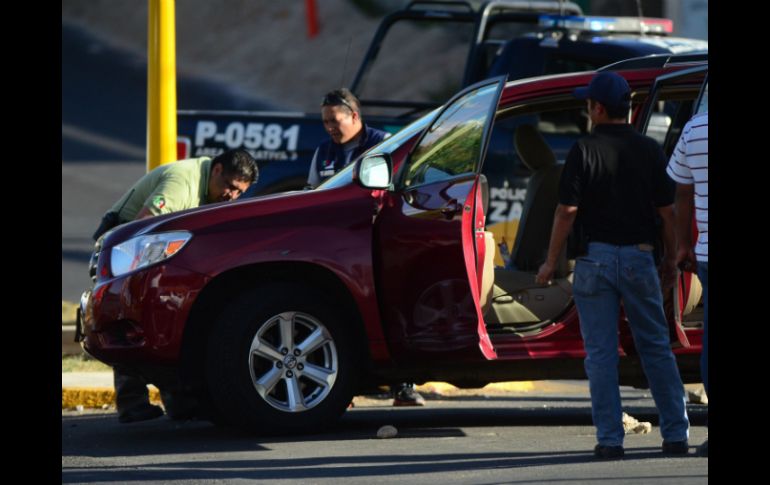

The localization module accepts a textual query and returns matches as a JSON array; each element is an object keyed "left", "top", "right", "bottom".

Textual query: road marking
[{"left": 62, "top": 124, "right": 145, "bottom": 159}]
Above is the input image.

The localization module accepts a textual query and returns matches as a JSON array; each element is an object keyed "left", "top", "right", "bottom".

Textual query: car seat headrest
[{"left": 514, "top": 124, "right": 557, "bottom": 172}]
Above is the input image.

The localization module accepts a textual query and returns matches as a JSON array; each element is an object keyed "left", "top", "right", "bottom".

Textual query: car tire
[{"left": 204, "top": 282, "right": 361, "bottom": 434}]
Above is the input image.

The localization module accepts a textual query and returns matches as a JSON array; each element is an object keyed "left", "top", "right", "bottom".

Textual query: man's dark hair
[
  {"left": 212, "top": 149, "right": 258, "bottom": 183},
  {"left": 587, "top": 98, "right": 630, "bottom": 121},
  {"left": 321, "top": 88, "right": 361, "bottom": 116},
  {"left": 604, "top": 102, "right": 630, "bottom": 120}
]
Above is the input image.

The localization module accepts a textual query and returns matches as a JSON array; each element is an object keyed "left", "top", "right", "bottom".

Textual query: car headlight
[{"left": 110, "top": 231, "right": 192, "bottom": 277}]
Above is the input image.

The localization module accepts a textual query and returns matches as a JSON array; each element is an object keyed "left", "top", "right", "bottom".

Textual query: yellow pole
[{"left": 147, "top": 0, "right": 177, "bottom": 172}]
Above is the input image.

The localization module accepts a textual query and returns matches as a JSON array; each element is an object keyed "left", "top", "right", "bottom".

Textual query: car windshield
[{"left": 317, "top": 108, "right": 441, "bottom": 190}]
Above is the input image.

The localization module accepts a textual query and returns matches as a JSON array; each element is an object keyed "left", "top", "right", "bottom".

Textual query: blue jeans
[
  {"left": 697, "top": 262, "right": 708, "bottom": 396},
  {"left": 573, "top": 242, "right": 689, "bottom": 446}
]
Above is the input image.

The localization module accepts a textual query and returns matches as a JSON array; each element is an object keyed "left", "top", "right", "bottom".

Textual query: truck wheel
[{"left": 205, "top": 283, "right": 361, "bottom": 434}]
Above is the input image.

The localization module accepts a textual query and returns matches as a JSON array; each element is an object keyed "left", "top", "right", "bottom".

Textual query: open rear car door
[{"left": 635, "top": 64, "right": 708, "bottom": 347}]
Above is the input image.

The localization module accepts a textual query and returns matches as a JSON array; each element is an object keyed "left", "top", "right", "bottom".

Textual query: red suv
[{"left": 79, "top": 54, "right": 707, "bottom": 433}]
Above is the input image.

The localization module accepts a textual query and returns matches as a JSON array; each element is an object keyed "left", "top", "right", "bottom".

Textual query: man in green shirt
[
  {"left": 94, "top": 149, "right": 258, "bottom": 238},
  {"left": 93, "top": 149, "right": 258, "bottom": 423}
]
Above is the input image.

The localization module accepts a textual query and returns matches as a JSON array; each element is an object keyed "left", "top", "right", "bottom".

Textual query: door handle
[{"left": 439, "top": 199, "right": 461, "bottom": 219}]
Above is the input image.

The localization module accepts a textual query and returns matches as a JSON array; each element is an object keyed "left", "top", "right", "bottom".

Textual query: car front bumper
[{"left": 79, "top": 263, "right": 207, "bottom": 366}]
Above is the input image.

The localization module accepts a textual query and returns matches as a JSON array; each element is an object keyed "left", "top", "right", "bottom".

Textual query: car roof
[
  {"left": 499, "top": 55, "right": 707, "bottom": 104},
  {"left": 600, "top": 52, "right": 708, "bottom": 71}
]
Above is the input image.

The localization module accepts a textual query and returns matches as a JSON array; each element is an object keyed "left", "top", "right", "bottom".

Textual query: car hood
[{"left": 100, "top": 185, "right": 363, "bottom": 247}]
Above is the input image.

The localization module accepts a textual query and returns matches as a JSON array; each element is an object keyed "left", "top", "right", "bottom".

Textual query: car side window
[
  {"left": 643, "top": 89, "right": 700, "bottom": 157},
  {"left": 636, "top": 67, "right": 706, "bottom": 156},
  {"left": 403, "top": 84, "right": 498, "bottom": 188},
  {"left": 483, "top": 99, "right": 588, "bottom": 234}
]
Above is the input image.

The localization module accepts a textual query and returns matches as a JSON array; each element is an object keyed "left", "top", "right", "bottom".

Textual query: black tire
[{"left": 205, "top": 282, "right": 361, "bottom": 434}]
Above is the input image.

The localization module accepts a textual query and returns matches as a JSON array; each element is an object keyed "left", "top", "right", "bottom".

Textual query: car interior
[
  {"left": 476, "top": 88, "right": 704, "bottom": 337},
  {"left": 475, "top": 98, "right": 585, "bottom": 335}
]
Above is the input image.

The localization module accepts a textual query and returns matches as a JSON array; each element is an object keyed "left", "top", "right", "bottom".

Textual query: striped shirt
[{"left": 667, "top": 112, "right": 708, "bottom": 262}]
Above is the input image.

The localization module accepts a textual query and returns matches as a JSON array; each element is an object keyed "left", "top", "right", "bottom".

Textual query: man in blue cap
[{"left": 535, "top": 71, "right": 690, "bottom": 459}]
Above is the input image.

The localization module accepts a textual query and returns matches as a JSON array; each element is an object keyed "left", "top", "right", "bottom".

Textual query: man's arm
[
  {"left": 535, "top": 204, "right": 578, "bottom": 284},
  {"left": 673, "top": 183, "right": 697, "bottom": 271},
  {"left": 137, "top": 171, "right": 190, "bottom": 219},
  {"left": 656, "top": 204, "right": 678, "bottom": 290}
]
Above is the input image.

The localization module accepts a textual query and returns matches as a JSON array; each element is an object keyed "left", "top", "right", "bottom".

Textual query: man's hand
[
  {"left": 536, "top": 261, "right": 555, "bottom": 285},
  {"left": 675, "top": 247, "right": 697, "bottom": 273},
  {"left": 535, "top": 204, "right": 578, "bottom": 286}
]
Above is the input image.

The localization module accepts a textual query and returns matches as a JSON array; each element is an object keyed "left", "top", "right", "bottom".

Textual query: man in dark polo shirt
[
  {"left": 535, "top": 71, "right": 689, "bottom": 459},
  {"left": 306, "top": 88, "right": 388, "bottom": 189}
]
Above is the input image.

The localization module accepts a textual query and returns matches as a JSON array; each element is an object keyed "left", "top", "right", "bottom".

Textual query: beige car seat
[{"left": 510, "top": 124, "right": 566, "bottom": 275}]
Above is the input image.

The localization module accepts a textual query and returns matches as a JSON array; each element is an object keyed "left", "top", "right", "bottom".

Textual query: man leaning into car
[
  {"left": 535, "top": 71, "right": 690, "bottom": 459},
  {"left": 92, "top": 148, "right": 258, "bottom": 423}
]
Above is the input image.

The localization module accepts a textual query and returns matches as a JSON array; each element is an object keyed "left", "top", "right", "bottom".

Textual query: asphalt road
[
  {"left": 62, "top": 393, "right": 708, "bottom": 484},
  {"left": 62, "top": 161, "right": 146, "bottom": 301}
]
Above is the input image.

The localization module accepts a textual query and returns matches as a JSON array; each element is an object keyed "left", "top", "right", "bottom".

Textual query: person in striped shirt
[{"left": 667, "top": 111, "right": 708, "bottom": 457}]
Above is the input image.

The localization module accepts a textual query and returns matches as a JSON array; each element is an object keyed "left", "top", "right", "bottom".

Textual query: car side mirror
[{"left": 354, "top": 153, "right": 392, "bottom": 190}]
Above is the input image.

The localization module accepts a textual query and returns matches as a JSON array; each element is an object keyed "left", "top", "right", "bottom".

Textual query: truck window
[{"left": 356, "top": 20, "right": 474, "bottom": 115}]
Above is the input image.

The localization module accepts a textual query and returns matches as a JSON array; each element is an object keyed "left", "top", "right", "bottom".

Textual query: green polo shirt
[{"left": 111, "top": 157, "right": 212, "bottom": 221}]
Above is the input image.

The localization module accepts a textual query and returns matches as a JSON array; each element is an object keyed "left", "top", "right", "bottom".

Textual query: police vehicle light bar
[{"left": 538, "top": 15, "right": 674, "bottom": 34}]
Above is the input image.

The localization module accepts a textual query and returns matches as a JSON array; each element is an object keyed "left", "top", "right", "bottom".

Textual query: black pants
[{"left": 113, "top": 365, "right": 198, "bottom": 419}]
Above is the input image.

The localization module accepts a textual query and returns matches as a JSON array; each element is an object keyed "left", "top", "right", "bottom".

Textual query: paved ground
[{"left": 63, "top": 393, "right": 708, "bottom": 484}]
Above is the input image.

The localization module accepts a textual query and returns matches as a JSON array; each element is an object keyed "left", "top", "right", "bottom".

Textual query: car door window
[
  {"left": 403, "top": 84, "right": 500, "bottom": 188},
  {"left": 635, "top": 65, "right": 707, "bottom": 156},
  {"left": 646, "top": 95, "right": 695, "bottom": 153},
  {"left": 640, "top": 84, "right": 705, "bottom": 157}
]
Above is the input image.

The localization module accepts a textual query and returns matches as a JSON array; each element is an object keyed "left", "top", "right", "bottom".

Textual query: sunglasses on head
[{"left": 322, "top": 93, "right": 355, "bottom": 113}]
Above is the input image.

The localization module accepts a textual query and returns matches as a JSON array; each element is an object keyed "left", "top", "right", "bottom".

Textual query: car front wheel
[{"left": 205, "top": 282, "right": 361, "bottom": 434}]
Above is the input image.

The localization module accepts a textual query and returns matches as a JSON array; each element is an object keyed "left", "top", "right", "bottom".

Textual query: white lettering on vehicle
[
  {"left": 195, "top": 121, "right": 217, "bottom": 146},
  {"left": 193, "top": 147, "right": 296, "bottom": 161},
  {"left": 487, "top": 186, "right": 527, "bottom": 224},
  {"left": 193, "top": 121, "right": 301, "bottom": 157},
  {"left": 488, "top": 200, "right": 523, "bottom": 224}
]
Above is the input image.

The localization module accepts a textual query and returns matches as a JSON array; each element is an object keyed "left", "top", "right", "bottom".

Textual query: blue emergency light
[{"left": 538, "top": 15, "right": 674, "bottom": 34}]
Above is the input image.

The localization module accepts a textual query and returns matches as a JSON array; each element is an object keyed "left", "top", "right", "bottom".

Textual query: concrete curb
[
  {"left": 62, "top": 385, "right": 161, "bottom": 409},
  {"left": 418, "top": 381, "right": 536, "bottom": 395},
  {"left": 61, "top": 379, "right": 551, "bottom": 409}
]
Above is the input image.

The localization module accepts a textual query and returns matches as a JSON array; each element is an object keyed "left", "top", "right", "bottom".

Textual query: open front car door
[{"left": 371, "top": 77, "right": 506, "bottom": 362}]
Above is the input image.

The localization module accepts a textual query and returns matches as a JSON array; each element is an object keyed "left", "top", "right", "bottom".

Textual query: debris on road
[
  {"left": 688, "top": 387, "right": 708, "bottom": 405},
  {"left": 622, "top": 412, "right": 652, "bottom": 434},
  {"left": 377, "top": 425, "right": 398, "bottom": 439}
]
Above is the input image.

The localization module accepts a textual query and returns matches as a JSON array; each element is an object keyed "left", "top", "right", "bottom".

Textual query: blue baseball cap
[{"left": 573, "top": 71, "right": 631, "bottom": 111}]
